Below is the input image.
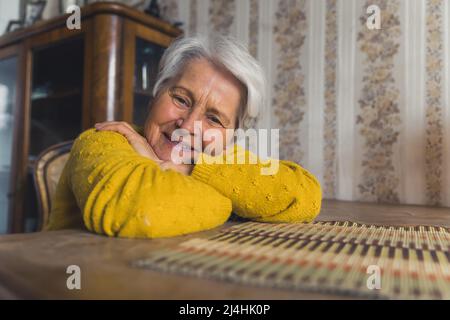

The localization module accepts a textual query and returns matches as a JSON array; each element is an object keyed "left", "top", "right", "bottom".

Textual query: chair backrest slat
[{"left": 33, "top": 141, "right": 73, "bottom": 231}]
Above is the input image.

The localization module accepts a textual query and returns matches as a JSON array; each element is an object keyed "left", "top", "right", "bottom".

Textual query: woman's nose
[{"left": 176, "top": 111, "right": 202, "bottom": 134}]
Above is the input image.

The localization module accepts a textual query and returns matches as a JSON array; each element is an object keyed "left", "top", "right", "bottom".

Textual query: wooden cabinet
[{"left": 0, "top": 2, "right": 182, "bottom": 233}]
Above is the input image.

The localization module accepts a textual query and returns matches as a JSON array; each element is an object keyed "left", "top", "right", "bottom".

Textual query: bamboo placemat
[{"left": 133, "top": 221, "right": 450, "bottom": 299}]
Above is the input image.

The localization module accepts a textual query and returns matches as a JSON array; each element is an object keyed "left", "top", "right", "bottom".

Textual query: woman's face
[{"left": 144, "top": 58, "right": 243, "bottom": 162}]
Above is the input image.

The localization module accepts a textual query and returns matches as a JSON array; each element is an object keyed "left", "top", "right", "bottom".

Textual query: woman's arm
[
  {"left": 92, "top": 121, "right": 321, "bottom": 224},
  {"left": 66, "top": 128, "right": 232, "bottom": 238},
  {"left": 191, "top": 145, "right": 322, "bottom": 223}
]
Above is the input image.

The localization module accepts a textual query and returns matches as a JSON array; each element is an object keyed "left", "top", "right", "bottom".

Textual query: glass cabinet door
[
  {"left": 0, "top": 56, "right": 18, "bottom": 234},
  {"left": 133, "top": 38, "right": 165, "bottom": 126},
  {"left": 29, "top": 37, "right": 84, "bottom": 158},
  {"left": 23, "top": 37, "right": 84, "bottom": 231}
]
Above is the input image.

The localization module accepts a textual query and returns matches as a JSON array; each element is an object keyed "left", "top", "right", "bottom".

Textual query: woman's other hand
[
  {"left": 94, "top": 121, "right": 193, "bottom": 175},
  {"left": 94, "top": 121, "right": 162, "bottom": 164}
]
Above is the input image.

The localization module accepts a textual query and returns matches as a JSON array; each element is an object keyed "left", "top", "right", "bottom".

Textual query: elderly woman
[{"left": 46, "top": 35, "right": 322, "bottom": 238}]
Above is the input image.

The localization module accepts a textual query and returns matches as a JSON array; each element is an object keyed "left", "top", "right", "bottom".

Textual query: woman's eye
[
  {"left": 207, "top": 115, "right": 223, "bottom": 127},
  {"left": 173, "top": 96, "right": 189, "bottom": 107}
]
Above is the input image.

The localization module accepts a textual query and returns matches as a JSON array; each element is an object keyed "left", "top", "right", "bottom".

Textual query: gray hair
[{"left": 152, "top": 35, "right": 266, "bottom": 129}]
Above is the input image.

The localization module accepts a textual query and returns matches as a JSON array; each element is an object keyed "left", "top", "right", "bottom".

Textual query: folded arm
[
  {"left": 191, "top": 146, "right": 322, "bottom": 223},
  {"left": 67, "top": 129, "right": 232, "bottom": 238}
]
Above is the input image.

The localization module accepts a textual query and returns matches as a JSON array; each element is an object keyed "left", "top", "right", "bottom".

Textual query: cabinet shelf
[{"left": 31, "top": 89, "right": 81, "bottom": 102}]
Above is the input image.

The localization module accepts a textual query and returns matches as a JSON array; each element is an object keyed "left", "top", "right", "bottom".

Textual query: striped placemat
[{"left": 133, "top": 221, "right": 450, "bottom": 299}]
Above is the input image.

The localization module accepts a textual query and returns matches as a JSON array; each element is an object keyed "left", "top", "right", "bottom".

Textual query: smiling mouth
[
  {"left": 163, "top": 132, "right": 178, "bottom": 147},
  {"left": 163, "top": 132, "right": 199, "bottom": 152}
]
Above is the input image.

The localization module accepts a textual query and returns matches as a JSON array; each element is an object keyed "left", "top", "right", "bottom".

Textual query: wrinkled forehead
[{"left": 173, "top": 58, "right": 244, "bottom": 126}]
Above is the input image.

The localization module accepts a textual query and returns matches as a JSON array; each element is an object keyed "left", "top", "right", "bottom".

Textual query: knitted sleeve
[
  {"left": 65, "top": 129, "right": 232, "bottom": 238},
  {"left": 191, "top": 145, "right": 322, "bottom": 223}
]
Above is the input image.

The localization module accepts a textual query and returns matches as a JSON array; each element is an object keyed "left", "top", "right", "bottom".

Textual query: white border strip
[
  {"left": 336, "top": 0, "right": 356, "bottom": 200},
  {"left": 307, "top": 0, "right": 325, "bottom": 186},
  {"left": 235, "top": 0, "right": 250, "bottom": 47},
  {"left": 197, "top": 0, "right": 209, "bottom": 37},
  {"left": 402, "top": 0, "right": 426, "bottom": 205},
  {"left": 443, "top": 0, "right": 450, "bottom": 207},
  {"left": 177, "top": 0, "right": 190, "bottom": 36},
  {"left": 257, "top": 0, "right": 274, "bottom": 130}
]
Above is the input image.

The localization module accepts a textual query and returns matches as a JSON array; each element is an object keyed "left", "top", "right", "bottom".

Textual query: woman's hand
[
  {"left": 94, "top": 121, "right": 162, "bottom": 164},
  {"left": 94, "top": 121, "right": 193, "bottom": 175}
]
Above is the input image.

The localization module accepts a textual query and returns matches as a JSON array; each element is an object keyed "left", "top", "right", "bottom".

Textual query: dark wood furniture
[
  {"left": 0, "top": 200, "right": 449, "bottom": 299},
  {"left": 0, "top": 2, "right": 182, "bottom": 233}
]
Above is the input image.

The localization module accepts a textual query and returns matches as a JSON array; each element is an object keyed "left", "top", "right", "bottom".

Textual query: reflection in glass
[
  {"left": 24, "top": 37, "right": 84, "bottom": 231},
  {"left": 0, "top": 56, "right": 17, "bottom": 234},
  {"left": 133, "top": 38, "right": 165, "bottom": 127}
]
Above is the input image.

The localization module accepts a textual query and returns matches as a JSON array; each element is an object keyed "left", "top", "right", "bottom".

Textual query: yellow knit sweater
[{"left": 46, "top": 128, "right": 322, "bottom": 238}]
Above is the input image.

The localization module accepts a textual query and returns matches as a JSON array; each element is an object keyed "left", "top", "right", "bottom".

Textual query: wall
[
  {"left": 1, "top": 0, "right": 449, "bottom": 208},
  {"left": 167, "top": 0, "right": 450, "bottom": 208},
  {"left": 0, "top": 0, "right": 20, "bottom": 35}
]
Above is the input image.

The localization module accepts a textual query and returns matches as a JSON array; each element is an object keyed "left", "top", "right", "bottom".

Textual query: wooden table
[{"left": 1, "top": 200, "right": 449, "bottom": 299}]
